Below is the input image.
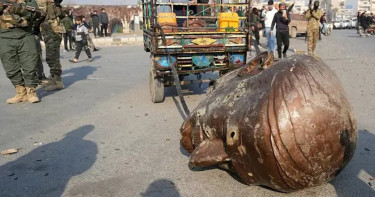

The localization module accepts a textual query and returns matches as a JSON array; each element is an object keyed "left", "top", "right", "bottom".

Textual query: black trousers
[
  {"left": 252, "top": 29, "right": 260, "bottom": 44},
  {"left": 63, "top": 31, "right": 73, "bottom": 50},
  {"left": 276, "top": 31, "right": 289, "bottom": 58},
  {"left": 100, "top": 23, "right": 108, "bottom": 37},
  {"left": 75, "top": 40, "right": 92, "bottom": 60},
  {"left": 93, "top": 25, "right": 99, "bottom": 37}
]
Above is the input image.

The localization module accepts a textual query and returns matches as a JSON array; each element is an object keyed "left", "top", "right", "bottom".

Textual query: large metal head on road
[{"left": 180, "top": 53, "right": 358, "bottom": 192}]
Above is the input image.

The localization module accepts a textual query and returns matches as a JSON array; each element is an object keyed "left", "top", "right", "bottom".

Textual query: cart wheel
[
  {"left": 149, "top": 69, "right": 165, "bottom": 103},
  {"left": 178, "top": 75, "right": 184, "bottom": 82},
  {"left": 290, "top": 27, "right": 297, "bottom": 38},
  {"left": 144, "top": 44, "right": 150, "bottom": 52}
]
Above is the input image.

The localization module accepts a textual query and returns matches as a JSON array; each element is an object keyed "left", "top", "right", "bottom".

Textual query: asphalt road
[{"left": 0, "top": 30, "right": 374, "bottom": 197}]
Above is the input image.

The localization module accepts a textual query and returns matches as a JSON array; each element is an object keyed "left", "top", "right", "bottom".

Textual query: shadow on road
[
  {"left": 141, "top": 179, "right": 181, "bottom": 197},
  {"left": 0, "top": 125, "right": 97, "bottom": 196},
  {"left": 37, "top": 65, "right": 98, "bottom": 99},
  {"left": 331, "top": 130, "right": 375, "bottom": 195},
  {"left": 62, "top": 65, "right": 98, "bottom": 88},
  {"left": 179, "top": 144, "right": 190, "bottom": 157}
]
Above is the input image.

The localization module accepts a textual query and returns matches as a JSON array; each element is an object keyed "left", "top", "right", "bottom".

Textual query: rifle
[
  {"left": 1, "top": 0, "right": 44, "bottom": 16},
  {"left": 308, "top": 0, "right": 313, "bottom": 15},
  {"left": 1, "top": 0, "right": 45, "bottom": 30}
]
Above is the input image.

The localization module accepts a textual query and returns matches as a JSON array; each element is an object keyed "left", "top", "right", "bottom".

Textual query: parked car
[
  {"left": 342, "top": 20, "right": 350, "bottom": 29},
  {"left": 289, "top": 14, "right": 308, "bottom": 38},
  {"left": 351, "top": 18, "right": 357, "bottom": 29},
  {"left": 333, "top": 21, "right": 342, "bottom": 29}
]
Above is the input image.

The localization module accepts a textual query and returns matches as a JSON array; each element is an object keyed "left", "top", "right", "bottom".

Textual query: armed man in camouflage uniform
[
  {"left": 37, "top": 0, "right": 65, "bottom": 91},
  {"left": 0, "top": 0, "right": 41, "bottom": 103},
  {"left": 305, "top": 0, "right": 322, "bottom": 56}
]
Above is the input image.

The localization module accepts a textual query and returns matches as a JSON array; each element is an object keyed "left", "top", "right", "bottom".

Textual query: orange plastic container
[
  {"left": 218, "top": 12, "right": 239, "bottom": 32},
  {"left": 157, "top": 12, "right": 177, "bottom": 24}
]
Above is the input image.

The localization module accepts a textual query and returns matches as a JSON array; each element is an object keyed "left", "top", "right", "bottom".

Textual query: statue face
[{"left": 180, "top": 53, "right": 357, "bottom": 192}]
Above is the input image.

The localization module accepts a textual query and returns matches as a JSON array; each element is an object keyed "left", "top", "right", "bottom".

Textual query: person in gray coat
[{"left": 99, "top": 8, "right": 109, "bottom": 37}]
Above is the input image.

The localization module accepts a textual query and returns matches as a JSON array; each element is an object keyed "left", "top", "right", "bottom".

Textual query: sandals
[
  {"left": 69, "top": 58, "right": 93, "bottom": 63},
  {"left": 69, "top": 59, "right": 78, "bottom": 63}
]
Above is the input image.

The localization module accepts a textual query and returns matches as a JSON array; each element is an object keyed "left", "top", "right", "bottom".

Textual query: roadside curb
[{"left": 92, "top": 36, "right": 144, "bottom": 47}]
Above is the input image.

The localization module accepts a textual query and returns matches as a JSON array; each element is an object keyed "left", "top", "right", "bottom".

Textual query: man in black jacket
[
  {"left": 90, "top": 10, "right": 100, "bottom": 37},
  {"left": 360, "top": 12, "right": 369, "bottom": 32},
  {"left": 99, "top": 8, "right": 109, "bottom": 37},
  {"left": 271, "top": 2, "right": 291, "bottom": 59}
]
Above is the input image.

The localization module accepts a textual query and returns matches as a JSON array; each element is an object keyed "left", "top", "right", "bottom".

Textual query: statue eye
[{"left": 230, "top": 131, "right": 236, "bottom": 139}]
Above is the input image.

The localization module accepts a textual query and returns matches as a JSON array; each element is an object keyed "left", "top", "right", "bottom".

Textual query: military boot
[
  {"left": 38, "top": 74, "right": 49, "bottom": 85},
  {"left": 44, "top": 75, "right": 65, "bottom": 91},
  {"left": 26, "top": 87, "right": 40, "bottom": 103},
  {"left": 6, "top": 85, "right": 27, "bottom": 104}
]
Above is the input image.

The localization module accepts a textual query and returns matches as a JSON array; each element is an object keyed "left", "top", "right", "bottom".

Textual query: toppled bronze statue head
[{"left": 180, "top": 53, "right": 357, "bottom": 192}]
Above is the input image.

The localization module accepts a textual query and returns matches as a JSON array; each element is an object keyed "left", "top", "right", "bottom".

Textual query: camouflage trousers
[
  {"left": 42, "top": 29, "right": 62, "bottom": 76},
  {"left": 307, "top": 28, "right": 319, "bottom": 55}
]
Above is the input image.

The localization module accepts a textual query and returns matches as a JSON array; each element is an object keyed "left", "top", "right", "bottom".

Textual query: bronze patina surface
[{"left": 180, "top": 53, "right": 357, "bottom": 192}]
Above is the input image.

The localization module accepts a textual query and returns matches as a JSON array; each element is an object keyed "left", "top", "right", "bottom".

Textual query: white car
[
  {"left": 342, "top": 20, "right": 350, "bottom": 29},
  {"left": 333, "top": 21, "right": 342, "bottom": 29},
  {"left": 351, "top": 18, "right": 357, "bottom": 29}
]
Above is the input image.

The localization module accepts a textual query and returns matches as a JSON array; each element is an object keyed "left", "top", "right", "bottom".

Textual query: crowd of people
[
  {"left": 0, "top": 1, "right": 111, "bottom": 104},
  {"left": 248, "top": 0, "right": 322, "bottom": 59},
  {"left": 61, "top": 8, "right": 109, "bottom": 52}
]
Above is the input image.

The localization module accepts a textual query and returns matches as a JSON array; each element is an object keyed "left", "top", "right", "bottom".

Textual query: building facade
[
  {"left": 358, "top": 0, "right": 375, "bottom": 12},
  {"left": 257, "top": 0, "right": 307, "bottom": 14}
]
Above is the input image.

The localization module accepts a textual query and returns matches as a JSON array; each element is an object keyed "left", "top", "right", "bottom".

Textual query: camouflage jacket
[
  {"left": 0, "top": 0, "right": 39, "bottom": 38},
  {"left": 36, "top": 0, "right": 65, "bottom": 33},
  {"left": 306, "top": 9, "right": 322, "bottom": 30}
]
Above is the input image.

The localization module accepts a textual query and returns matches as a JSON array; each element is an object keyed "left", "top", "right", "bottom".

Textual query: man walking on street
[
  {"left": 249, "top": 8, "right": 261, "bottom": 44},
  {"left": 91, "top": 10, "right": 100, "bottom": 38},
  {"left": 263, "top": 0, "right": 277, "bottom": 55},
  {"left": 99, "top": 8, "right": 109, "bottom": 37},
  {"left": 271, "top": 2, "right": 291, "bottom": 59},
  {"left": 306, "top": 0, "right": 322, "bottom": 56}
]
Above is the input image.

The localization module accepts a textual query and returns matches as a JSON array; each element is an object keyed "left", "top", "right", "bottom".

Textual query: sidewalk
[{"left": 91, "top": 33, "right": 143, "bottom": 47}]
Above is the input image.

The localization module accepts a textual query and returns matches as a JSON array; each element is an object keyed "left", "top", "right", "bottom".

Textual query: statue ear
[
  {"left": 261, "top": 51, "right": 275, "bottom": 69},
  {"left": 237, "top": 51, "right": 269, "bottom": 77},
  {"left": 189, "top": 139, "right": 229, "bottom": 168}
]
